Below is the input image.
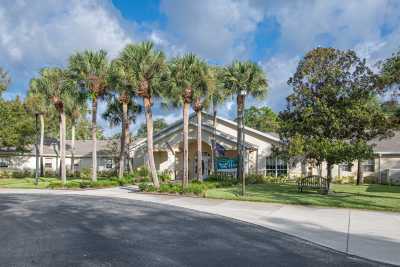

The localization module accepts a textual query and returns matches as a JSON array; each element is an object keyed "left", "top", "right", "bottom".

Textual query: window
[
  {"left": 265, "top": 156, "right": 287, "bottom": 176},
  {"left": 340, "top": 163, "right": 352, "bottom": 172},
  {"left": 45, "top": 158, "right": 52, "bottom": 169},
  {"left": 363, "top": 159, "right": 375, "bottom": 172},
  {"left": 0, "top": 158, "right": 9, "bottom": 168},
  {"left": 105, "top": 160, "right": 113, "bottom": 169}
]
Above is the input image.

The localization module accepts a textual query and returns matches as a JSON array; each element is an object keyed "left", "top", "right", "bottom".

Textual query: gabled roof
[{"left": 370, "top": 132, "right": 400, "bottom": 154}]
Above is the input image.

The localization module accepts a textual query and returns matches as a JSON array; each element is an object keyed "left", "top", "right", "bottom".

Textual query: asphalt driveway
[{"left": 0, "top": 194, "right": 388, "bottom": 267}]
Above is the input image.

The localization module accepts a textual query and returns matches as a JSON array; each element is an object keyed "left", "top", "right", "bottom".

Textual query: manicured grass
[
  {"left": 206, "top": 183, "right": 400, "bottom": 212},
  {"left": 0, "top": 178, "right": 55, "bottom": 189}
]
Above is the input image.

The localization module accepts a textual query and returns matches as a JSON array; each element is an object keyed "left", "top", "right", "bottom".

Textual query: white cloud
[
  {"left": 160, "top": 0, "right": 263, "bottom": 62},
  {"left": 0, "top": 0, "right": 134, "bottom": 98}
]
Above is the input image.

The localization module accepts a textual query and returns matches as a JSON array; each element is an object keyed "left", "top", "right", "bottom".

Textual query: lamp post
[
  {"left": 237, "top": 89, "right": 247, "bottom": 196},
  {"left": 34, "top": 112, "right": 39, "bottom": 185}
]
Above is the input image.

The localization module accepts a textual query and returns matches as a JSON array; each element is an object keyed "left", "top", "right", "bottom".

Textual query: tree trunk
[
  {"left": 326, "top": 161, "right": 332, "bottom": 191},
  {"left": 356, "top": 159, "right": 363, "bottom": 185},
  {"left": 60, "top": 111, "right": 66, "bottom": 184},
  {"left": 119, "top": 101, "right": 128, "bottom": 178},
  {"left": 182, "top": 102, "right": 190, "bottom": 188},
  {"left": 39, "top": 114, "right": 44, "bottom": 177},
  {"left": 126, "top": 121, "right": 132, "bottom": 172},
  {"left": 211, "top": 101, "right": 217, "bottom": 173},
  {"left": 91, "top": 99, "right": 97, "bottom": 182},
  {"left": 237, "top": 95, "right": 245, "bottom": 195},
  {"left": 197, "top": 110, "right": 203, "bottom": 181},
  {"left": 144, "top": 97, "right": 159, "bottom": 188},
  {"left": 71, "top": 124, "right": 75, "bottom": 176}
]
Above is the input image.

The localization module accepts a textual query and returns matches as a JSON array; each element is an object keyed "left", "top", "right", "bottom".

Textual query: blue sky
[{"left": 1, "top": 0, "right": 400, "bottom": 136}]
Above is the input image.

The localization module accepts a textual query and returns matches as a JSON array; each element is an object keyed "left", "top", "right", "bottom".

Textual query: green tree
[
  {"left": 220, "top": 61, "right": 268, "bottom": 195},
  {"left": 379, "top": 48, "right": 400, "bottom": 97},
  {"left": 136, "top": 118, "right": 168, "bottom": 138},
  {"left": 68, "top": 49, "right": 110, "bottom": 182},
  {"left": 25, "top": 92, "right": 49, "bottom": 176},
  {"left": 109, "top": 54, "right": 143, "bottom": 178},
  {"left": 117, "top": 42, "right": 167, "bottom": 188},
  {"left": 243, "top": 106, "right": 280, "bottom": 132},
  {"left": 64, "top": 95, "right": 87, "bottom": 176},
  {"left": 30, "top": 67, "right": 75, "bottom": 184},
  {"left": 0, "top": 97, "right": 35, "bottom": 150},
  {"left": 167, "top": 54, "right": 209, "bottom": 187},
  {"left": 0, "top": 67, "right": 10, "bottom": 96},
  {"left": 102, "top": 97, "right": 141, "bottom": 176},
  {"left": 280, "top": 48, "right": 381, "bottom": 188}
]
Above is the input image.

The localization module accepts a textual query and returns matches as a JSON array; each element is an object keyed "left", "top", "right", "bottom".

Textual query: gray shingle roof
[{"left": 370, "top": 132, "right": 400, "bottom": 154}]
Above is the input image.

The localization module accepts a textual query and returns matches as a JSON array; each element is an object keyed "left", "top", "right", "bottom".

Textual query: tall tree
[
  {"left": 167, "top": 54, "right": 209, "bottom": 187},
  {"left": 102, "top": 97, "right": 141, "bottom": 177},
  {"left": 0, "top": 67, "right": 10, "bottom": 96},
  {"left": 0, "top": 97, "right": 35, "bottom": 150},
  {"left": 220, "top": 61, "right": 268, "bottom": 195},
  {"left": 118, "top": 42, "right": 167, "bottom": 188},
  {"left": 379, "top": 48, "right": 400, "bottom": 98},
  {"left": 108, "top": 56, "right": 142, "bottom": 178},
  {"left": 25, "top": 92, "right": 49, "bottom": 176},
  {"left": 30, "top": 67, "right": 74, "bottom": 184},
  {"left": 68, "top": 50, "right": 110, "bottom": 182},
  {"left": 136, "top": 118, "right": 168, "bottom": 138},
  {"left": 280, "top": 48, "right": 380, "bottom": 189},
  {"left": 208, "top": 66, "right": 226, "bottom": 173},
  {"left": 64, "top": 96, "right": 87, "bottom": 176},
  {"left": 243, "top": 106, "right": 280, "bottom": 132}
]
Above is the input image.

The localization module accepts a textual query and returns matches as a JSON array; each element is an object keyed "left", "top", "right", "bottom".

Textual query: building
[
  {"left": 1, "top": 111, "right": 399, "bottom": 184},
  {"left": 0, "top": 139, "right": 118, "bottom": 174}
]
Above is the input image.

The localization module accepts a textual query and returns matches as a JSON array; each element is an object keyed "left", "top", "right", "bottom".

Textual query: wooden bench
[{"left": 297, "top": 175, "right": 328, "bottom": 194}]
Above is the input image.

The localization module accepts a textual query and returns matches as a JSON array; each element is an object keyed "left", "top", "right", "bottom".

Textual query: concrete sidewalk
[{"left": 1, "top": 187, "right": 399, "bottom": 266}]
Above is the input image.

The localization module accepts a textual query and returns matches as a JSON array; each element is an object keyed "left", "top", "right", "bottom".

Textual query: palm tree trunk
[
  {"left": 237, "top": 95, "right": 245, "bottom": 195},
  {"left": 183, "top": 102, "right": 190, "bottom": 188},
  {"left": 119, "top": 102, "right": 128, "bottom": 178},
  {"left": 60, "top": 111, "right": 66, "bottom": 184},
  {"left": 211, "top": 101, "right": 217, "bottom": 173},
  {"left": 39, "top": 113, "right": 44, "bottom": 177},
  {"left": 71, "top": 124, "right": 75, "bottom": 176},
  {"left": 126, "top": 121, "right": 132, "bottom": 172},
  {"left": 144, "top": 97, "right": 159, "bottom": 188},
  {"left": 91, "top": 99, "right": 97, "bottom": 182},
  {"left": 197, "top": 110, "right": 202, "bottom": 181}
]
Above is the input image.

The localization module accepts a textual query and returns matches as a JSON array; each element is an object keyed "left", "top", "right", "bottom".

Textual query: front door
[{"left": 193, "top": 154, "right": 210, "bottom": 179}]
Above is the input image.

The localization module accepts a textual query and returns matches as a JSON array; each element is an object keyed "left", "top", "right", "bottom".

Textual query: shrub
[
  {"left": 66, "top": 181, "right": 81, "bottom": 189},
  {"left": 0, "top": 170, "right": 12, "bottom": 178},
  {"left": 11, "top": 170, "right": 33, "bottom": 178},
  {"left": 159, "top": 170, "right": 172, "bottom": 183},
  {"left": 79, "top": 180, "right": 92, "bottom": 188},
  {"left": 245, "top": 174, "right": 267, "bottom": 185},
  {"left": 48, "top": 180, "right": 63, "bottom": 189},
  {"left": 91, "top": 179, "right": 119, "bottom": 188},
  {"left": 79, "top": 168, "right": 92, "bottom": 180},
  {"left": 334, "top": 175, "right": 355, "bottom": 184},
  {"left": 98, "top": 170, "right": 117, "bottom": 178},
  {"left": 364, "top": 175, "right": 377, "bottom": 184},
  {"left": 138, "top": 182, "right": 156, "bottom": 192},
  {"left": 206, "top": 173, "right": 237, "bottom": 187}
]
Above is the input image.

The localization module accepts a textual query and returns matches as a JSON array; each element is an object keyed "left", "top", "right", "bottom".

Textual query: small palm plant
[
  {"left": 68, "top": 50, "right": 110, "bottom": 182},
  {"left": 117, "top": 41, "right": 167, "bottom": 188},
  {"left": 0, "top": 67, "right": 10, "bottom": 96},
  {"left": 30, "top": 67, "right": 75, "bottom": 184},
  {"left": 220, "top": 61, "right": 268, "bottom": 194},
  {"left": 167, "top": 54, "right": 209, "bottom": 187}
]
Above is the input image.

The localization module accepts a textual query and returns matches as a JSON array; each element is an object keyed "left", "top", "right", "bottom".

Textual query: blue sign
[{"left": 216, "top": 157, "right": 238, "bottom": 171}]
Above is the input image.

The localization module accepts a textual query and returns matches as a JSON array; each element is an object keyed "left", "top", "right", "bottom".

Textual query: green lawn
[
  {"left": 0, "top": 178, "right": 54, "bottom": 189},
  {"left": 206, "top": 183, "right": 400, "bottom": 212}
]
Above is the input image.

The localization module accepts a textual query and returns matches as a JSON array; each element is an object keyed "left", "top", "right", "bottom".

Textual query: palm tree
[
  {"left": 64, "top": 97, "right": 86, "bottom": 176},
  {"left": 25, "top": 92, "right": 48, "bottom": 176},
  {"left": 102, "top": 97, "right": 141, "bottom": 178},
  {"left": 68, "top": 50, "right": 110, "bottom": 182},
  {"left": 167, "top": 54, "right": 209, "bottom": 187},
  {"left": 220, "top": 61, "right": 268, "bottom": 195},
  {"left": 208, "top": 66, "right": 226, "bottom": 173},
  {"left": 30, "top": 67, "right": 74, "bottom": 184},
  {"left": 118, "top": 42, "right": 167, "bottom": 188}
]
